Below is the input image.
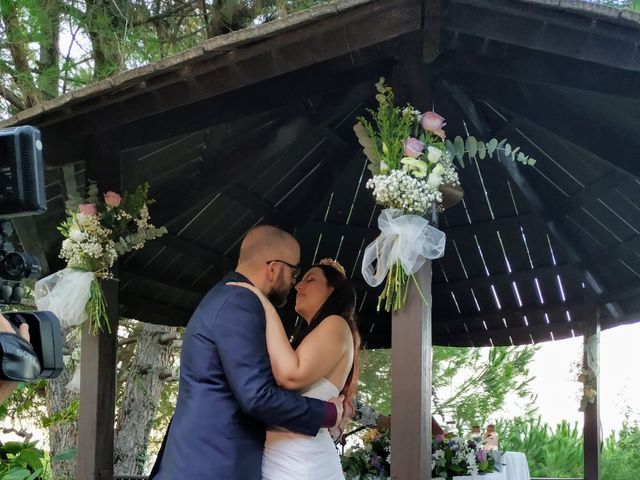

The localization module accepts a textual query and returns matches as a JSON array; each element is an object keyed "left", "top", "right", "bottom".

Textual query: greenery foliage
[
  {"left": 0, "top": 0, "right": 335, "bottom": 118},
  {"left": 497, "top": 416, "right": 640, "bottom": 480},
  {"left": 357, "top": 346, "right": 538, "bottom": 428}
]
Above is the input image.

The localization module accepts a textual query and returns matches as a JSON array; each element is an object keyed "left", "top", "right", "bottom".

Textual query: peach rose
[{"left": 104, "top": 191, "right": 122, "bottom": 207}]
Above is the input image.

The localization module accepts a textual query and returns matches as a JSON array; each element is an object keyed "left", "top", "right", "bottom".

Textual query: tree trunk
[
  {"left": 46, "top": 328, "right": 80, "bottom": 480},
  {"left": 83, "top": 0, "right": 128, "bottom": 78},
  {"left": 114, "top": 323, "right": 178, "bottom": 475},
  {"left": 37, "top": 0, "right": 62, "bottom": 99},
  {"left": 0, "top": 0, "right": 42, "bottom": 108}
]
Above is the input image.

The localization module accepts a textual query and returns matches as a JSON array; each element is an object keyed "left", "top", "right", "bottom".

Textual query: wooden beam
[
  {"left": 223, "top": 184, "right": 291, "bottom": 228},
  {"left": 549, "top": 173, "right": 625, "bottom": 221},
  {"left": 585, "top": 236, "right": 640, "bottom": 267},
  {"left": 120, "top": 268, "right": 207, "bottom": 297},
  {"left": 433, "top": 301, "right": 589, "bottom": 329},
  {"left": 442, "top": 0, "right": 640, "bottom": 72},
  {"left": 422, "top": 0, "right": 443, "bottom": 63},
  {"left": 583, "top": 300, "right": 601, "bottom": 480},
  {"left": 78, "top": 279, "right": 119, "bottom": 480},
  {"left": 308, "top": 212, "right": 542, "bottom": 247},
  {"left": 432, "top": 263, "right": 583, "bottom": 297},
  {"left": 391, "top": 262, "right": 432, "bottom": 479},
  {"left": 444, "top": 212, "right": 540, "bottom": 239},
  {"left": 155, "top": 233, "right": 232, "bottom": 271},
  {"left": 120, "top": 293, "right": 193, "bottom": 327},
  {"left": 437, "top": 319, "right": 585, "bottom": 346},
  {"left": 440, "top": 46, "right": 640, "bottom": 100}
]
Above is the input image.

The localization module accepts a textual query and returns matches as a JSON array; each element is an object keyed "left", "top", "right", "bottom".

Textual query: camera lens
[{"left": 0, "top": 251, "right": 40, "bottom": 280}]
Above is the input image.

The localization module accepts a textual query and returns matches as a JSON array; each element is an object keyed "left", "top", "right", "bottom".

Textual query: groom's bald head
[
  {"left": 236, "top": 225, "right": 300, "bottom": 305},
  {"left": 237, "top": 225, "right": 299, "bottom": 268}
]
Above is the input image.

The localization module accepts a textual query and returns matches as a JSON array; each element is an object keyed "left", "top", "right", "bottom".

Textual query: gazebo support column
[
  {"left": 583, "top": 303, "right": 601, "bottom": 480},
  {"left": 77, "top": 131, "right": 122, "bottom": 480},
  {"left": 78, "top": 279, "right": 119, "bottom": 480},
  {"left": 391, "top": 262, "right": 433, "bottom": 479}
]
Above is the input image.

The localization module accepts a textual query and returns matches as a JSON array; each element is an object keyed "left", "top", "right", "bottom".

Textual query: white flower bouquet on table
[
  {"left": 35, "top": 182, "right": 167, "bottom": 334},
  {"left": 357, "top": 78, "right": 536, "bottom": 312}
]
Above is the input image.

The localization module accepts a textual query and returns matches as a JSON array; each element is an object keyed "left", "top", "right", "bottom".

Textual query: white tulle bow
[
  {"left": 34, "top": 269, "right": 94, "bottom": 328},
  {"left": 361, "top": 209, "right": 446, "bottom": 287}
]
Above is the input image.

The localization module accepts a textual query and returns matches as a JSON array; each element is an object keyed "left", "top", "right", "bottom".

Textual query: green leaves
[
  {"left": 0, "top": 441, "right": 48, "bottom": 480},
  {"left": 446, "top": 135, "right": 537, "bottom": 168}
]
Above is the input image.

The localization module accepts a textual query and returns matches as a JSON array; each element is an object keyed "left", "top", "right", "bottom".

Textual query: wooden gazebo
[{"left": 2, "top": 1, "right": 640, "bottom": 478}]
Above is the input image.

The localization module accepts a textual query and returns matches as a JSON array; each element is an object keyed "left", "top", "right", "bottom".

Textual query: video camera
[{"left": 0, "top": 126, "right": 63, "bottom": 382}]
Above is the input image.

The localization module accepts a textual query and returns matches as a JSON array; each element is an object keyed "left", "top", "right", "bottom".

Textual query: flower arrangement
[
  {"left": 341, "top": 429, "right": 391, "bottom": 479},
  {"left": 35, "top": 182, "right": 167, "bottom": 334},
  {"left": 357, "top": 78, "right": 536, "bottom": 311},
  {"left": 341, "top": 428, "right": 497, "bottom": 480},
  {"left": 432, "top": 434, "right": 496, "bottom": 480}
]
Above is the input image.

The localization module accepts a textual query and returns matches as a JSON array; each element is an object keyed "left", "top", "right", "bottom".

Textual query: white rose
[
  {"left": 427, "top": 146, "right": 442, "bottom": 163},
  {"left": 432, "top": 163, "right": 445, "bottom": 176},
  {"left": 69, "top": 227, "right": 83, "bottom": 242},
  {"left": 427, "top": 173, "right": 443, "bottom": 188}
]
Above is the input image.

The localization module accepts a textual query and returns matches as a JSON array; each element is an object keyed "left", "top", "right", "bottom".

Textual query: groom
[{"left": 150, "top": 225, "right": 343, "bottom": 479}]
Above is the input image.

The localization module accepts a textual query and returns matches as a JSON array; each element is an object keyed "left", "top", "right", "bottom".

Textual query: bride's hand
[
  {"left": 226, "top": 282, "right": 272, "bottom": 308},
  {"left": 227, "top": 281, "right": 264, "bottom": 298}
]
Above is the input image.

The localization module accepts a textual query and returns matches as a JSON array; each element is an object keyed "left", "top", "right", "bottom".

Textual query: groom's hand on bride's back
[{"left": 328, "top": 395, "right": 345, "bottom": 428}]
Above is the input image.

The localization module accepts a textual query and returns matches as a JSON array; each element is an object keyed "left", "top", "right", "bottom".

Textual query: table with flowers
[{"left": 445, "top": 452, "right": 531, "bottom": 480}]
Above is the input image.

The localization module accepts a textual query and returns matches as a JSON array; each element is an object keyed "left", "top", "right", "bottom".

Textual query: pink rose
[
  {"left": 422, "top": 111, "right": 446, "bottom": 132},
  {"left": 435, "top": 434, "right": 445, "bottom": 443},
  {"left": 104, "top": 191, "right": 122, "bottom": 207},
  {"left": 78, "top": 203, "right": 97, "bottom": 215},
  {"left": 403, "top": 137, "right": 425, "bottom": 158}
]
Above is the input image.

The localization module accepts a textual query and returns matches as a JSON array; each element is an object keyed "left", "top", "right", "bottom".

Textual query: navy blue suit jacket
[{"left": 150, "top": 272, "right": 326, "bottom": 479}]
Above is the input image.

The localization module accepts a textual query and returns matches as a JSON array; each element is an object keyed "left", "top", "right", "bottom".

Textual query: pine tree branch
[
  {"left": 131, "top": 0, "right": 197, "bottom": 27},
  {"left": 0, "top": 1, "right": 42, "bottom": 108},
  {"left": 0, "top": 83, "right": 26, "bottom": 111}
]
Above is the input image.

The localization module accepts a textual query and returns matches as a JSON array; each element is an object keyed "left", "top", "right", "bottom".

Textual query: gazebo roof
[{"left": 5, "top": 0, "right": 640, "bottom": 348}]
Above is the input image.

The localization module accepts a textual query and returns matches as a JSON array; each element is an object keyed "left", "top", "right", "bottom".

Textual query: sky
[{"left": 505, "top": 322, "right": 640, "bottom": 436}]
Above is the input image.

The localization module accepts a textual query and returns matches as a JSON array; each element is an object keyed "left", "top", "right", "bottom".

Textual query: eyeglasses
[{"left": 266, "top": 259, "right": 301, "bottom": 280}]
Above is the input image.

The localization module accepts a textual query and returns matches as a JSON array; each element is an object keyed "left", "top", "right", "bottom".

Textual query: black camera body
[
  {"left": 5, "top": 311, "right": 63, "bottom": 379},
  {"left": 0, "top": 125, "right": 46, "bottom": 217},
  {"left": 0, "top": 126, "right": 64, "bottom": 382}
]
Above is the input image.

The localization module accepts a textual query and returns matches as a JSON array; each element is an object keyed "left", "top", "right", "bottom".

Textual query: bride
[{"left": 229, "top": 257, "right": 359, "bottom": 479}]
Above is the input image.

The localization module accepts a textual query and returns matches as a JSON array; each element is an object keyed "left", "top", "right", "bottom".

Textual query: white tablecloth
[{"left": 448, "top": 451, "right": 530, "bottom": 480}]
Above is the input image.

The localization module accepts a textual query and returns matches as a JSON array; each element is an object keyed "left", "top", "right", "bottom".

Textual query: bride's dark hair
[{"left": 291, "top": 263, "right": 360, "bottom": 420}]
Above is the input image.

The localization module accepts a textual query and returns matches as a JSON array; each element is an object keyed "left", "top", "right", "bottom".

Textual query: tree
[{"left": 357, "top": 345, "right": 538, "bottom": 430}]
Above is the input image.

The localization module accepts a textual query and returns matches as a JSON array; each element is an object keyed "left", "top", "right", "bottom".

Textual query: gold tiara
[{"left": 318, "top": 258, "right": 347, "bottom": 278}]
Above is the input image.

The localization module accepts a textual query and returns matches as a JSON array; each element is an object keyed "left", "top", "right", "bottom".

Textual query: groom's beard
[{"left": 268, "top": 272, "right": 291, "bottom": 308}]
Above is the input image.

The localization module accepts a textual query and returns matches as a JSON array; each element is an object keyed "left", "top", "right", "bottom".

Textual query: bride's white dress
[{"left": 262, "top": 378, "right": 344, "bottom": 479}]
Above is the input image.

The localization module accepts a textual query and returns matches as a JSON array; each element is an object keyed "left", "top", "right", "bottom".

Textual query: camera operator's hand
[
  {"left": 0, "top": 313, "right": 31, "bottom": 403},
  {"left": 0, "top": 313, "right": 29, "bottom": 340}
]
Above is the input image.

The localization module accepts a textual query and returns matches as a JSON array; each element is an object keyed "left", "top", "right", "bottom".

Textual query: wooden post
[
  {"left": 391, "top": 261, "right": 433, "bottom": 479},
  {"left": 77, "top": 130, "right": 121, "bottom": 479},
  {"left": 583, "top": 302, "right": 601, "bottom": 480},
  {"left": 78, "top": 278, "right": 119, "bottom": 480}
]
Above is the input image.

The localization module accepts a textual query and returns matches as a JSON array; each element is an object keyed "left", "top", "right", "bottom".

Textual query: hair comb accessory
[{"left": 318, "top": 258, "right": 347, "bottom": 278}]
